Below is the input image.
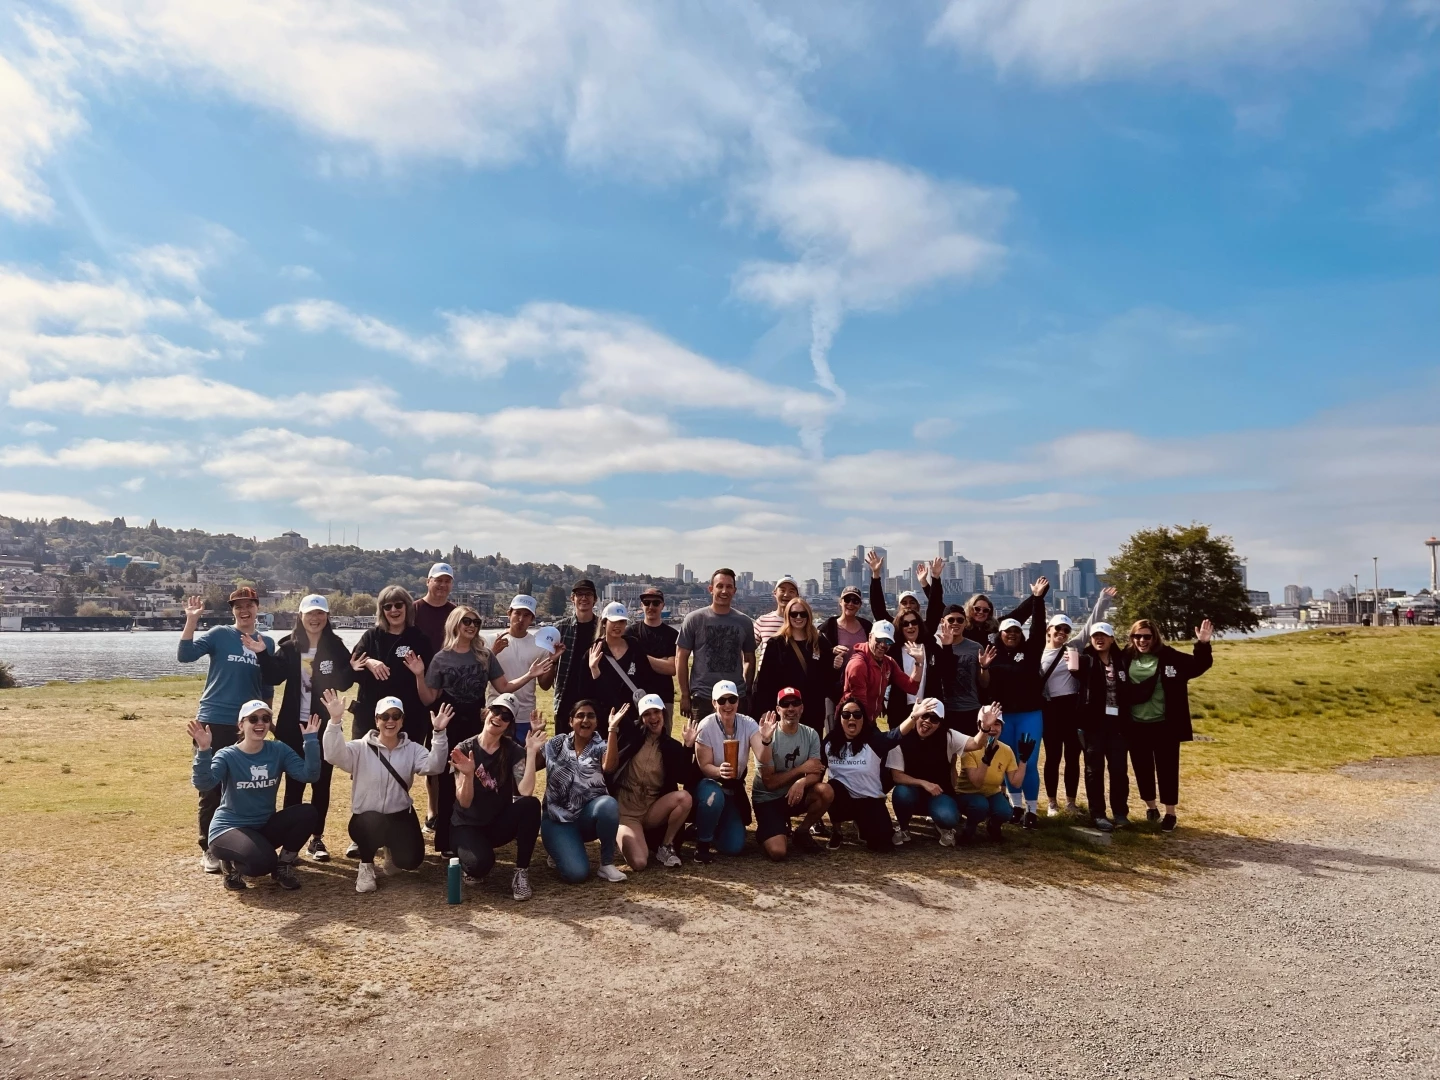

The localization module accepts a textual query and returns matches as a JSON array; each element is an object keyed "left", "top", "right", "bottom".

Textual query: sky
[{"left": 0, "top": 1, "right": 1437, "bottom": 596}]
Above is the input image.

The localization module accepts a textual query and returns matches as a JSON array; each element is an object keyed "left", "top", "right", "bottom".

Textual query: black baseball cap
[
  {"left": 639, "top": 585, "right": 664, "bottom": 600},
  {"left": 571, "top": 578, "right": 597, "bottom": 596}
]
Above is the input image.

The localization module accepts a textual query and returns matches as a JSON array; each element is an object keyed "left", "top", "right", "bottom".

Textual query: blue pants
[
  {"left": 540, "top": 795, "right": 619, "bottom": 884},
  {"left": 891, "top": 784, "right": 960, "bottom": 829},
  {"left": 694, "top": 779, "right": 747, "bottom": 856},
  {"left": 1000, "top": 708, "right": 1043, "bottom": 803},
  {"left": 961, "top": 791, "right": 1012, "bottom": 828}
]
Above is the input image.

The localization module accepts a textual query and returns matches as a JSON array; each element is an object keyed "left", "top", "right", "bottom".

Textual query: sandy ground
[{"left": 1, "top": 756, "right": 1436, "bottom": 1080}]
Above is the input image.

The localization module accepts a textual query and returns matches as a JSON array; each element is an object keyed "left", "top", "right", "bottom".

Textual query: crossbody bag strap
[
  {"left": 605, "top": 652, "right": 647, "bottom": 703},
  {"left": 368, "top": 742, "right": 412, "bottom": 794}
]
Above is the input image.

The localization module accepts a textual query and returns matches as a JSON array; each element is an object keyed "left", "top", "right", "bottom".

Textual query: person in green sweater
[{"left": 1124, "top": 617, "right": 1213, "bottom": 833}]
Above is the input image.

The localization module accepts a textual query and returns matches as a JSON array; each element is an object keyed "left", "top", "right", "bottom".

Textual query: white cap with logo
[
  {"left": 600, "top": 601, "right": 629, "bottom": 622},
  {"left": 872, "top": 620, "right": 896, "bottom": 642},
  {"left": 637, "top": 693, "right": 666, "bottom": 715},
  {"left": 489, "top": 693, "right": 520, "bottom": 717},
  {"left": 375, "top": 696, "right": 405, "bottom": 716},
  {"left": 533, "top": 626, "right": 562, "bottom": 654},
  {"left": 298, "top": 593, "right": 328, "bottom": 613},
  {"left": 510, "top": 594, "right": 538, "bottom": 614},
  {"left": 428, "top": 562, "right": 454, "bottom": 579},
  {"left": 1090, "top": 622, "right": 1116, "bottom": 639},
  {"left": 998, "top": 618, "right": 1024, "bottom": 632},
  {"left": 238, "top": 699, "right": 272, "bottom": 721},
  {"left": 1047, "top": 613, "right": 1073, "bottom": 629},
  {"left": 710, "top": 679, "right": 741, "bottom": 701}
]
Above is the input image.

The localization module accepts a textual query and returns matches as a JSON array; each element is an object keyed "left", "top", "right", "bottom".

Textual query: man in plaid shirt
[{"left": 551, "top": 578, "right": 600, "bottom": 734}]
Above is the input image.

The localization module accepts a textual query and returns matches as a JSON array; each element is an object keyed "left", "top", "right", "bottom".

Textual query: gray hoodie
[{"left": 323, "top": 723, "right": 449, "bottom": 815}]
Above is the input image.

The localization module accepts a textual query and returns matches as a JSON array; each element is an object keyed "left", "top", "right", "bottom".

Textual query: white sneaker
[
  {"left": 938, "top": 828, "right": 956, "bottom": 848},
  {"left": 381, "top": 848, "right": 397, "bottom": 876},
  {"left": 1047, "top": 802, "right": 1062, "bottom": 817},
  {"left": 345, "top": 842, "right": 361, "bottom": 859},
  {"left": 511, "top": 868, "right": 532, "bottom": 901},
  {"left": 597, "top": 863, "right": 628, "bottom": 883},
  {"left": 892, "top": 827, "right": 910, "bottom": 845},
  {"left": 200, "top": 849, "right": 223, "bottom": 873},
  {"left": 546, "top": 853, "right": 557, "bottom": 869},
  {"left": 355, "top": 862, "right": 377, "bottom": 894},
  {"left": 655, "top": 844, "right": 682, "bottom": 868}
]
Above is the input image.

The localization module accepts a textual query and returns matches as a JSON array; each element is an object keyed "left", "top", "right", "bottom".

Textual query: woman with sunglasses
[
  {"left": 823, "top": 695, "right": 924, "bottom": 851},
  {"left": 189, "top": 696, "right": 324, "bottom": 892},
  {"left": 418, "top": 605, "right": 548, "bottom": 856},
  {"left": 324, "top": 695, "right": 453, "bottom": 893},
  {"left": 1037, "top": 587, "right": 1118, "bottom": 818},
  {"left": 935, "top": 605, "right": 987, "bottom": 735},
  {"left": 693, "top": 681, "right": 777, "bottom": 863},
  {"left": 963, "top": 585, "right": 1044, "bottom": 647},
  {"left": 257, "top": 594, "right": 356, "bottom": 862},
  {"left": 588, "top": 602, "right": 643, "bottom": 736},
  {"left": 1123, "top": 617, "right": 1213, "bottom": 832},
  {"left": 818, "top": 586, "right": 872, "bottom": 715},
  {"left": 882, "top": 606, "right": 958, "bottom": 731},
  {"left": 603, "top": 694, "right": 698, "bottom": 870},
  {"left": 1076, "top": 620, "right": 1128, "bottom": 831},
  {"left": 349, "top": 586, "right": 435, "bottom": 743},
  {"left": 754, "top": 597, "right": 830, "bottom": 734},
  {"left": 450, "top": 696, "right": 546, "bottom": 900},
  {"left": 541, "top": 699, "right": 628, "bottom": 883},
  {"left": 982, "top": 578, "right": 1050, "bottom": 829},
  {"left": 885, "top": 699, "right": 979, "bottom": 846}
]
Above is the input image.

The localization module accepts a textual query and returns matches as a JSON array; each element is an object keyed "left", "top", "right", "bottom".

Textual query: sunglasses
[
  {"left": 459, "top": 617, "right": 480, "bottom": 628},
  {"left": 788, "top": 611, "right": 809, "bottom": 620},
  {"left": 778, "top": 698, "right": 802, "bottom": 707},
  {"left": 243, "top": 715, "right": 271, "bottom": 725},
  {"left": 382, "top": 601, "right": 407, "bottom": 611},
  {"left": 1131, "top": 633, "right": 1154, "bottom": 642},
  {"left": 641, "top": 598, "right": 663, "bottom": 605},
  {"left": 944, "top": 616, "right": 965, "bottom": 625},
  {"left": 840, "top": 709, "right": 864, "bottom": 719},
  {"left": 898, "top": 621, "right": 920, "bottom": 629},
  {"left": 378, "top": 710, "right": 404, "bottom": 722},
  {"left": 919, "top": 713, "right": 940, "bottom": 724},
  {"left": 842, "top": 596, "right": 860, "bottom": 604},
  {"left": 973, "top": 606, "right": 993, "bottom": 615},
  {"left": 715, "top": 696, "right": 739, "bottom": 706}
]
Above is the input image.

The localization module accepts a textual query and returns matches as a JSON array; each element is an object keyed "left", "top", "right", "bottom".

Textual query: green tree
[
  {"left": 122, "top": 562, "right": 158, "bottom": 587},
  {"left": 53, "top": 581, "right": 78, "bottom": 616},
  {"left": 1105, "top": 523, "right": 1257, "bottom": 640},
  {"left": 544, "top": 584, "right": 568, "bottom": 617}
]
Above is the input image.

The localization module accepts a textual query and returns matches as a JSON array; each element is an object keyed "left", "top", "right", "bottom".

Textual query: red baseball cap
[{"left": 776, "top": 686, "right": 803, "bottom": 705}]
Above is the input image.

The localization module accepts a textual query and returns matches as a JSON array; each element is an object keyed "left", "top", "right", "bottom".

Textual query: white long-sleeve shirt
[
  {"left": 323, "top": 723, "right": 449, "bottom": 815},
  {"left": 1042, "top": 593, "right": 1113, "bottom": 701}
]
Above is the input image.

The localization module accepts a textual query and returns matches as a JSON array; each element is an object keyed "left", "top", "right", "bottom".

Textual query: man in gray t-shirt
[
  {"left": 940, "top": 606, "right": 986, "bottom": 736},
  {"left": 676, "top": 569, "right": 756, "bottom": 719}
]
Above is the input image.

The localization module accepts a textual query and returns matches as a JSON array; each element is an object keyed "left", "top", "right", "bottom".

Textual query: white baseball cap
[
  {"left": 533, "top": 626, "right": 561, "bottom": 654},
  {"left": 637, "top": 693, "right": 666, "bottom": 715},
  {"left": 489, "top": 693, "right": 520, "bottom": 718},
  {"left": 999, "top": 618, "right": 1024, "bottom": 632},
  {"left": 776, "top": 574, "right": 798, "bottom": 588},
  {"left": 919, "top": 699, "right": 946, "bottom": 719},
  {"left": 238, "top": 699, "right": 272, "bottom": 721},
  {"left": 1091, "top": 622, "right": 1116, "bottom": 639},
  {"left": 428, "top": 562, "right": 454, "bottom": 579},
  {"left": 297, "top": 593, "right": 328, "bottom": 614},
  {"left": 509, "top": 594, "right": 538, "bottom": 614},
  {"left": 375, "top": 696, "right": 404, "bottom": 716},
  {"left": 600, "top": 601, "right": 629, "bottom": 622},
  {"left": 1047, "top": 613, "right": 1073, "bottom": 629},
  {"left": 710, "top": 679, "right": 740, "bottom": 701},
  {"left": 872, "top": 620, "right": 896, "bottom": 643},
  {"left": 899, "top": 590, "right": 919, "bottom": 604}
]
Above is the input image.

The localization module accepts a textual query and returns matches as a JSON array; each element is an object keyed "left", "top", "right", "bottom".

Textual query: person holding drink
[{"left": 692, "top": 680, "right": 777, "bottom": 863}]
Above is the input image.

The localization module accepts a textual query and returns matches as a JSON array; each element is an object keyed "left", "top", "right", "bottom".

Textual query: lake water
[{"left": 0, "top": 623, "right": 1313, "bottom": 687}]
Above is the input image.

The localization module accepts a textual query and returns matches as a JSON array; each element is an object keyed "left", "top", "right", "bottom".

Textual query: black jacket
[
  {"left": 1119, "top": 642, "right": 1212, "bottom": 742},
  {"left": 883, "top": 635, "right": 956, "bottom": 730},
  {"left": 1076, "top": 645, "right": 1122, "bottom": 733},
  {"left": 753, "top": 634, "right": 831, "bottom": 733},
  {"left": 985, "top": 598, "right": 1046, "bottom": 713},
  {"left": 349, "top": 625, "right": 435, "bottom": 740},
  {"left": 259, "top": 626, "right": 356, "bottom": 753},
  {"left": 818, "top": 614, "right": 873, "bottom": 700},
  {"left": 963, "top": 593, "right": 1039, "bottom": 646}
]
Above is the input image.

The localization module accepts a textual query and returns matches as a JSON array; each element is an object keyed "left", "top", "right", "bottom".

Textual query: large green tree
[{"left": 1106, "top": 523, "right": 1257, "bottom": 640}]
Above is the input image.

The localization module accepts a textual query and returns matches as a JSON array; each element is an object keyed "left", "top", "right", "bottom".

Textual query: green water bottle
[{"left": 446, "top": 856, "right": 462, "bottom": 904}]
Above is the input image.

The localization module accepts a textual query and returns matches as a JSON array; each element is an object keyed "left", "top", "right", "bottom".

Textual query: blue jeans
[
  {"left": 961, "top": 791, "right": 1012, "bottom": 828},
  {"left": 891, "top": 784, "right": 960, "bottom": 830},
  {"left": 1000, "top": 708, "right": 1043, "bottom": 803},
  {"left": 694, "top": 779, "right": 747, "bottom": 856},
  {"left": 540, "top": 795, "right": 619, "bottom": 884}
]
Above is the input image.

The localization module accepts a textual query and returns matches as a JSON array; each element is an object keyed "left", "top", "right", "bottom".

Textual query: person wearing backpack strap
[
  {"left": 589, "top": 603, "right": 647, "bottom": 734},
  {"left": 322, "top": 695, "right": 453, "bottom": 893},
  {"left": 1038, "top": 613, "right": 1084, "bottom": 817}
]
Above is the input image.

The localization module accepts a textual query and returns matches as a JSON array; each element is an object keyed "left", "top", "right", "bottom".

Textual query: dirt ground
[{"left": 2, "top": 749, "right": 1437, "bottom": 1080}]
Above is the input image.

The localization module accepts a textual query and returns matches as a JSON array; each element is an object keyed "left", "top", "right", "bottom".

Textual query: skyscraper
[
  {"left": 823, "top": 558, "right": 845, "bottom": 595},
  {"left": 1072, "top": 558, "right": 1098, "bottom": 599},
  {"left": 1283, "top": 584, "right": 1302, "bottom": 607},
  {"left": 674, "top": 563, "right": 685, "bottom": 582},
  {"left": 1040, "top": 559, "right": 1060, "bottom": 590},
  {"left": 939, "top": 540, "right": 953, "bottom": 559}
]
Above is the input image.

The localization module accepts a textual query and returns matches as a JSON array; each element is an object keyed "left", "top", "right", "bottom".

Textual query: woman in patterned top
[{"left": 540, "top": 699, "right": 629, "bottom": 885}]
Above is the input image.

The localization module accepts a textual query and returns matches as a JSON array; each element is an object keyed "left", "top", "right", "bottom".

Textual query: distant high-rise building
[
  {"left": 1072, "top": 558, "right": 1099, "bottom": 599},
  {"left": 1062, "top": 567, "right": 1083, "bottom": 597},
  {"left": 846, "top": 555, "right": 865, "bottom": 589},
  {"left": 993, "top": 568, "right": 1020, "bottom": 595},
  {"left": 674, "top": 563, "right": 685, "bottom": 582},
  {"left": 1020, "top": 562, "right": 1043, "bottom": 593},
  {"left": 943, "top": 555, "right": 979, "bottom": 592},
  {"left": 737, "top": 571, "right": 754, "bottom": 594},
  {"left": 854, "top": 545, "right": 865, "bottom": 560},
  {"left": 1248, "top": 590, "right": 1271, "bottom": 607},
  {"left": 683, "top": 569, "right": 695, "bottom": 584},
  {"left": 803, "top": 578, "right": 820, "bottom": 598},
  {"left": 1234, "top": 559, "right": 1248, "bottom": 589},
  {"left": 1283, "top": 584, "right": 1302, "bottom": 607},
  {"left": 1323, "top": 589, "right": 1340, "bottom": 603},
  {"left": 823, "top": 558, "right": 846, "bottom": 595},
  {"left": 1299, "top": 585, "right": 1313, "bottom": 604},
  {"left": 1040, "top": 559, "right": 1060, "bottom": 590},
  {"left": 939, "top": 540, "right": 953, "bottom": 559}
]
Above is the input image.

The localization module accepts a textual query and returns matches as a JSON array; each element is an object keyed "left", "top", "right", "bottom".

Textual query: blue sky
[{"left": 0, "top": 0, "right": 1436, "bottom": 595}]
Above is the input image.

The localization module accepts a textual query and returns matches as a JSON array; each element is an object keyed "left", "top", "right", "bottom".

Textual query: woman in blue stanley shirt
[{"left": 190, "top": 694, "right": 325, "bottom": 892}]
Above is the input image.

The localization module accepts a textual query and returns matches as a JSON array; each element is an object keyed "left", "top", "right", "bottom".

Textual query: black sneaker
[
  {"left": 986, "top": 819, "right": 1005, "bottom": 843},
  {"left": 273, "top": 860, "right": 302, "bottom": 890},
  {"left": 1022, "top": 810, "right": 1039, "bottom": 830},
  {"left": 694, "top": 842, "right": 715, "bottom": 865},
  {"left": 1160, "top": 814, "right": 1177, "bottom": 832},
  {"left": 793, "top": 830, "right": 821, "bottom": 854},
  {"left": 1146, "top": 808, "right": 1161, "bottom": 823},
  {"left": 423, "top": 815, "right": 436, "bottom": 834},
  {"left": 1009, "top": 805, "right": 1024, "bottom": 825},
  {"left": 307, "top": 837, "right": 330, "bottom": 862},
  {"left": 222, "top": 863, "right": 247, "bottom": 891},
  {"left": 1092, "top": 817, "right": 1115, "bottom": 833},
  {"left": 826, "top": 826, "right": 843, "bottom": 850}
]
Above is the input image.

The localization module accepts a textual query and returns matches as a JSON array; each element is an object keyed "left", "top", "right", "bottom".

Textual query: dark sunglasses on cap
[
  {"left": 459, "top": 616, "right": 480, "bottom": 628},
  {"left": 378, "top": 710, "right": 404, "bottom": 722},
  {"left": 243, "top": 714, "right": 272, "bottom": 725},
  {"left": 382, "top": 601, "right": 407, "bottom": 611},
  {"left": 842, "top": 595, "right": 861, "bottom": 604}
]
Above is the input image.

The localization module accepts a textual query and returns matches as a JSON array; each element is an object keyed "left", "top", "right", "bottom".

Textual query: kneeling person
[
  {"left": 324, "top": 694, "right": 453, "bottom": 893},
  {"left": 886, "top": 699, "right": 978, "bottom": 847},
  {"left": 955, "top": 703, "right": 1033, "bottom": 843},
  {"left": 752, "top": 687, "right": 832, "bottom": 860},
  {"left": 602, "top": 694, "right": 697, "bottom": 870}
]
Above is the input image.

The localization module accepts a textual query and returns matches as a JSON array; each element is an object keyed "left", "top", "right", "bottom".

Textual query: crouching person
[
  {"left": 190, "top": 698, "right": 321, "bottom": 892},
  {"left": 751, "top": 687, "right": 832, "bottom": 860},
  {"left": 323, "top": 694, "right": 452, "bottom": 893},
  {"left": 885, "top": 699, "right": 977, "bottom": 848},
  {"left": 956, "top": 703, "right": 1033, "bottom": 843},
  {"left": 541, "top": 700, "right": 629, "bottom": 884},
  {"left": 450, "top": 696, "right": 545, "bottom": 901},
  {"left": 603, "top": 694, "right": 698, "bottom": 870}
]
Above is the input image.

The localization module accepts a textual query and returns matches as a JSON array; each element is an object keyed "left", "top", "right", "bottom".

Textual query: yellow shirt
[{"left": 955, "top": 740, "right": 1017, "bottom": 796}]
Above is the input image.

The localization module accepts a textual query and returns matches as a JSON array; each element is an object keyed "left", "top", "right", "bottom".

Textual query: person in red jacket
[{"left": 842, "top": 621, "right": 923, "bottom": 725}]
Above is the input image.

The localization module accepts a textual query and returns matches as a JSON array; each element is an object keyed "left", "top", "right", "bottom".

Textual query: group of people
[{"left": 183, "top": 557, "right": 1214, "bottom": 900}]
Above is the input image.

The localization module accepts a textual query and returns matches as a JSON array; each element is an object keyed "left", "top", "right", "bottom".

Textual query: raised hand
[
  {"left": 184, "top": 595, "right": 205, "bottom": 620},
  {"left": 1196, "top": 618, "right": 1214, "bottom": 643},
  {"left": 526, "top": 654, "right": 550, "bottom": 679},
  {"left": 978, "top": 702, "right": 1002, "bottom": 729},
  {"left": 681, "top": 715, "right": 700, "bottom": 748},
  {"left": 608, "top": 702, "right": 631, "bottom": 730},
  {"left": 365, "top": 657, "right": 392, "bottom": 681},
  {"left": 1101, "top": 586, "right": 1117, "bottom": 600},
  {"left": 350, "top": 651, "right": 369, "bottom": 672},
  {"left": 929, "top": 556, "right": 946, "bottom": 581},
  {"left": 240, "top": 631, "right": 267, "bottom": 653},
  {"left": 1015, "top": 734, "right": 1037, "bottom": 762},
  {"left": 302, "top": 712, "right": 323, "bottom": 737},
  {"left": 758, "top": 710, "right": 778, "bottom": 742},
  {"left": 491, "top": 632, "right": 508, "bottom": 655},
  {"left": 402, "top": 651, "right": 425, "bottom": 676},
  {"left": 981, "top": 740, "right": 1000, "bottom": 766},
  {"left": 449, "top": 747, "right": 477, "bottom": 776},
  {"left": 431, "top": 702, "right": 455, "bottom": 731},
  {"left": 938, "top": 619, "right": 955, "bottom": 646},
  {"left": 904, "top": 642, "right": 925, "bottom": 662},
  {"left": 187, "top": 719, "right": 212, "bottom": 750},
  {"left": 1031, "top": 576, "right": 1050, "bottom": 598},
  {"left": 525, "top": 713, "right": 548, "bottom": 756},
  {"left": 865, "top": 549, "right": 884, "bottom": 576},
  {"left": 587, "top": 640, "right": 604, "bottom": 674},
  {"left": 978, "top": 645, "right": 997, "bottom": 669},
  {"left": 916, "top": 562, "right": 930, "bottom": 587},
  {"left": 321, "top": 687, "right": 346, "bottom": 723}
]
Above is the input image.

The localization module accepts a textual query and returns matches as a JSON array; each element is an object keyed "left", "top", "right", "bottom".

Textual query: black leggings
[
  {"left": 1129, "top": 722, "right": 1181, "bottom": 806},
  {"left": 1080, "top": 726, "right": 1129, "bottom": 819},
  {"left": 282, "top": 752, "right": 333, "bottom": 838},
  {"left": 197, "top": 722, "right": 240, "bottom": 851},
  {"left": 1042, "top": 695, "right": 1083, "bottom": 803},
  {"left": 209, "top": 804, "right": 318, "bottom": 876},
  {"left": 827, "top": 783, "right": 894, "bottom": 851},
  {"left": 452, "top": 797, "right": 541, "bottom": 880},
  {"left": 348, "top": 809, "right": 426, "bottom": 869}
]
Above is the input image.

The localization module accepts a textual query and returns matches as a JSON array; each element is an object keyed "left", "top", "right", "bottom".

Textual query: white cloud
[
  {"left": 929, "top": 0, "right": 1386, "bottom": 83},
  {"left": 0, "top": 21, "right": 84, "bottom": 219},
  {"left": 0, "top": 437, "right": 176, "bottom": 469},
  {"left": 9, "top": 373, "right": 271, "bottom": 415},
  {"left": 17, "top": 419, "right": 55, "bottom": 435},
  {"left": 279, "top": 264, "right": 320, "bottom": 282},
  {"left": 912, "top": 416, "right": 957, "bottom": 442},
  {"left": 265, "top": 299, "right": 447, "bottom": 365},
  {"left": 0, "top": 488, "right": 106, "bottom": 519}
]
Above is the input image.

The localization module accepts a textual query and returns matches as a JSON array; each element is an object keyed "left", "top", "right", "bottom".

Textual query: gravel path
[{"left": 2, "top": 759, "right": 1437, "bottom": 1079}]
